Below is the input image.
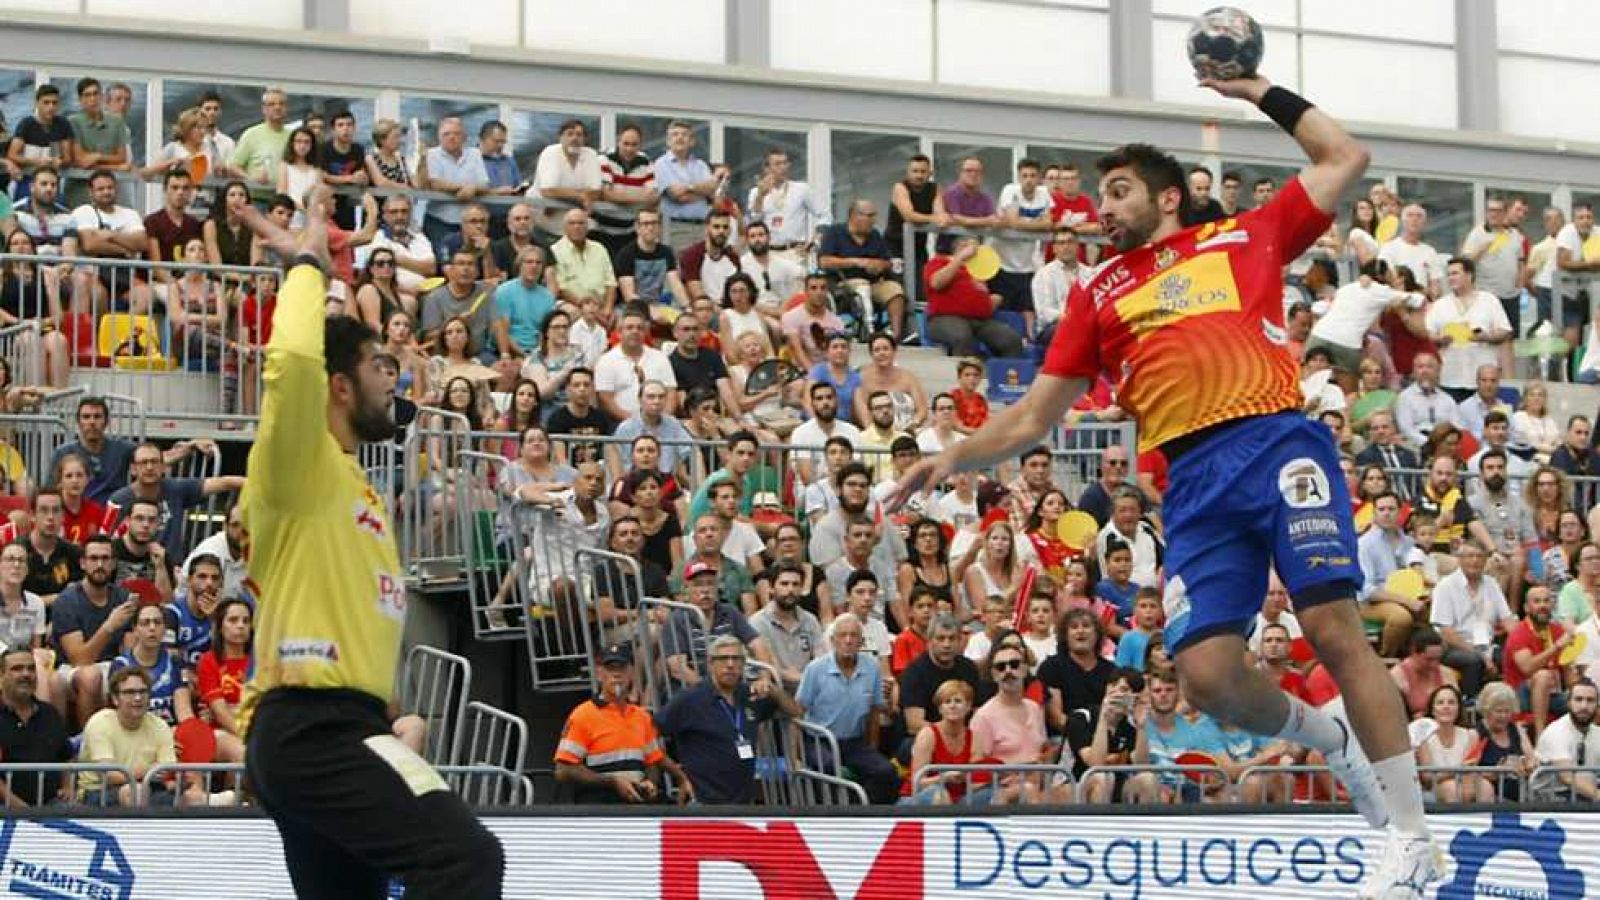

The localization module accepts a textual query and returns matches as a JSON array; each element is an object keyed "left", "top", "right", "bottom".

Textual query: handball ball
[{"left": 1187, "top": 6, "right": 1264, "bottom": 81}]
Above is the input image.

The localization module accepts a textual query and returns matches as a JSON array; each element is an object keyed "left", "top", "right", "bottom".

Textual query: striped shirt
[{"left": 595, "top": 149, "right": 655, "bottom": 235}]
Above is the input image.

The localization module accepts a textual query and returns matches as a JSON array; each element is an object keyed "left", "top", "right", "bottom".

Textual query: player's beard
[
  {"left": 1109, "top": 202, "right": 1162, "bottom": 253},
  {"left": 349, "top": 376, "right": 397, "bottom": 443}
]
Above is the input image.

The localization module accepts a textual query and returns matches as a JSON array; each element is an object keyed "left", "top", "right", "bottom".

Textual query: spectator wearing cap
[
  {"left": 748, "top": 561, "right": 826, "bottom": 692},
  {"left": 796, "top": 612, "right": 899, "bottom": 804},
  {"left": 664, "top": 559, "right": 773, "bottom": 687},
  {"left": 655, "top": 634, "right": 802, "bottom": 805},
  {"left": 555, "top": 643, "right": 693, "bottom": 804},
  {"left": 781, "top": 274, "right": 847, "bottom": 371},
  {"left": 0, "top": 647, "right": 72, "bottom": 808}
]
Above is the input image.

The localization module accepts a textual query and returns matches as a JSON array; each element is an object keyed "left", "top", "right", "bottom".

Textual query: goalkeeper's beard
[{"left": 349, "top": 387, "right": 397, "bottom": 443}]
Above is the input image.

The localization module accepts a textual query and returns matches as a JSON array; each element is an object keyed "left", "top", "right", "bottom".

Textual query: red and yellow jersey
[{"left": 1042, "top": 177, "right": 1332, "bottom": 451}]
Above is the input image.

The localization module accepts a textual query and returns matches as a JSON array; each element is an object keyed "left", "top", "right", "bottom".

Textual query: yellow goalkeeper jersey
[{"left": 238, "top": 265, "right": 406, "bottom": 735}]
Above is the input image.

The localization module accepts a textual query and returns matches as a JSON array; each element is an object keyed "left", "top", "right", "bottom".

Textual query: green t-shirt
[
  {"left": 1557, "top": 579, "right": 1596, "bottom": 626},
  {"left": 231, "top": 122, "right": 290, "bottom": 183},
  {"left": 67, "top": 112, "right": 129, "bottom": 156}
]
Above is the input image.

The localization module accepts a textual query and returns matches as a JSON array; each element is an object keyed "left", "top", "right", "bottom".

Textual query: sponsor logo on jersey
[
  {"left": 1115, "top": 252, "right": 1242, "bottom": 337},
  {"left": 277, "top": 639, "right": 340, "bottom": 664},
  {"left": 1278, "top": 458, "right": 1332, "bottom": 509}
]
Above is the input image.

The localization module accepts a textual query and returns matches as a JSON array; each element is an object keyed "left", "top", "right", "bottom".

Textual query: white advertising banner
[{"left": 0, "top": 810, "right": 1590, "bottom": 899}]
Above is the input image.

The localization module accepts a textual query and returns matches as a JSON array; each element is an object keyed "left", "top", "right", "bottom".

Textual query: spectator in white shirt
[
  {"left": 1393, "top": 352, "right": 1461, "bottom": 449},
  {"left": 993, "top": 159, "right": 1055, "bottom": 337},
  {"left": 1555, "top": 202, "right": 1600, "bottom": 347},
  {"left": 594, "top": 304, "right": 677, "bottom": 421},
  {"left": 1530, "top": 679, "right": 1600, "bottom": 802},
  {"left": 740, "top": 221, "right": 806, "bottom": 315},
  {"left": 531, "top": 119, "right": 604, "bottom": 240},
  {"left": 1426, "top": 257, "right": 1513, "bottom": 401},
  {"left": 1306, "top": 258, "right": 1424, "bottom": 391},
  {"left": 1429, "top": 540, "right": 1517, "bottom": 697},
  {"left": 416, "top": 116, "right": 489, "bottom": 259},
  {"left": 1031, "top": 228, "right": 1079, "bottom": 347},
  {"left": 353, "top": 193, "right": 439, "bottom": 299},
  {"left": 1379, "top": 203, "right": 1444, "bottom": 298},
  {"left": 745, "top": 149, "right": 828, "bottom": 264}
]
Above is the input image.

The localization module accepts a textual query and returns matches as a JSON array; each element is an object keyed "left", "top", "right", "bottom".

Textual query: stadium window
[
  {"left": 397, "top": 97, "right": 499, "bottom": 155},
  {"left": 831, "top": 130, "right": 922, "bottom": 223},
  {"left": 164, "top": 81, "right": 374, "bottom": 152},
  {"left": 1026, "top": 145, "right": 1109, "bottom": 205},
  {"left": 932, "top": 142, "right": 1013, "bottom": 198},
  {"left": 43, "top": 74, "right": 148, "bottom": 168},
  {"left": 508, "top": 110, "right": 602, "bottom": 180},
  {"left": 723, "top": 125, "right": 808, "bottom": 213},
  {"left": 620, "top": 114, "right": 711, "bottom": 167},
  {"left": 1397, "top": 176, "right": 1474, "bottom": 254},
  {"left": 0, "top": 68, "right": 37, "bottom": 151}
]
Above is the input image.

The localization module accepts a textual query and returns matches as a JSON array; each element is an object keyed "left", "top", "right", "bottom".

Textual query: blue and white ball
[{"left": 1187, "top": 6, "right": 1264, "bottom": 81}]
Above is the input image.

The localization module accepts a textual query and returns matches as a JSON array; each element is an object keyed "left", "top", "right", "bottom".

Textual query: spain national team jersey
[
  {"left": 1042, "top": 177, "right": 1332, "bottom": 451},
  {"left": 237, "top": 266, "right": 406, "bottom": 736}
]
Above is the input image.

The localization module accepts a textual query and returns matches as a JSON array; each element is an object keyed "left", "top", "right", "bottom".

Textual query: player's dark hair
[
  {"left": 1097, "top": 143, "right": 1187, "bottom": 218},
  {"left": 325, "top": 315, "right": 379, "bottom": 383}
]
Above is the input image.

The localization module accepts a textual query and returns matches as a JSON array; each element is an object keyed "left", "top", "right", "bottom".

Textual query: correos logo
[
  {"left": 953, "top": 822, "right": 1364, "bottom": 899},
  {"left": 0, "top": 820, "right": 134, "bottom": 900}
]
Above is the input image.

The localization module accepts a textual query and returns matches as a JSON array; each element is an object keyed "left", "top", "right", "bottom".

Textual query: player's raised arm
[
  {"left": 1202, "top": 74, "right": 1370, "bottom": 215},
  {"left": 238, "top": 188, "right": 336, "bottom": 512}
]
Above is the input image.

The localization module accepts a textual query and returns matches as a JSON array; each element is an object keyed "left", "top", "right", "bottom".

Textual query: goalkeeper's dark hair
[
  {"left": 325, "top": 314, "right": 379, "bottom": 382},
  {"left": 1097, "top": 143, "right": 1189, "bottom": 220}
]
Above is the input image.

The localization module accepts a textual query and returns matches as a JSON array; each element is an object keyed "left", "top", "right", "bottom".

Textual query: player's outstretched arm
[
  {"left": 885, "top": 373, "right": 1087, "bottom": 511},
  {"left": 1201, "top": 74, "right": 1370, "bottom": 215}
]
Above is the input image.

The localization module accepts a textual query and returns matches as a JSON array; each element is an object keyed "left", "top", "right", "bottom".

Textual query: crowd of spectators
[{"left": 3, "top": 77, "right": 1600, "bottom": 812}]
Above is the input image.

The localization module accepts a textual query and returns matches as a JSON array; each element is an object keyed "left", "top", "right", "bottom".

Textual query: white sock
[
  {"left": 1372, "top": 753, "right": 1430, "bottom": 838},
  {"left": 1272, "top": 696, "right": 1345, "bottom": 754}
]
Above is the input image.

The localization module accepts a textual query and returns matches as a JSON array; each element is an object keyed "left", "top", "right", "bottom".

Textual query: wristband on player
[{"left": 1258, "top": 86, "right": 1314, "bottom": 135}]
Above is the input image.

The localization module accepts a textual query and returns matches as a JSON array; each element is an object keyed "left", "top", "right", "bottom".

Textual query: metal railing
[
  {"left": 359, "top": 438, "right": 401, "bottom": 518},
  {"left": 451, "top": 700, "right": 530, "bottom": 780},
  {"left": 639, "top": 594, "right": 706, "bottom": 709},
  {"left": 169, "top": 440, "right": 223, "bottom": 555},
  {"left": 437, "top": 764, "right": 536, "bottom": 806},
  {"left": 579, "top": 547, "right": 657, "bottom": 700},
  {"left": 458, "top": 449, "right": 521, "bottom": 641},
  {"left": 508, "top": 500, "right": 604, "bottom": 692},
  {"left": 0, "top": 413, "right": 70, "bottom": 492},
  {"left": 1076, "top": 763, "right": 1235, "bottom": 803},
  {"left": 0, "top": 762, "right": 136, "bottom": 807},
  {"left": 1528, "top": 764, "right": 1600, "bottom": 802},
  {"left": 0, "top": 254, "right": 278, "bottom": 418},
  {"left": 911, "top": 763, "right": 1077, "bottom": 805},
  {"left": 398, "top": 644, "right": 473, "bottom": 767},
  {"left": 139, "top": 762, "right": 246, "bottom": 806},
  {"left": 398, "top": 407, "right": 473, "bottom": 582},
  {"left": 41, "top": 387, "right": 147, "bottom": 442}
]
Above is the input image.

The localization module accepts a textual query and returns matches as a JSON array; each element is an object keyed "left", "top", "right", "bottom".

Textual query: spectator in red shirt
[
  {"left": 1257, "top": 622, "right": 1310, "bottom": 701},
  {"left": 52, "top": 452, "right": 113, "bottom": 545},
  {"left": 1502, "top": 585, "right": 1572, "bottom": 736},
  {"left": 195, "top": 596, "right": 252, "bottom": 764},
  {"left": 1046, "top": 162, "right": 1101, "bottom": 264},
  {"left": 923, "top": 238, "right": 1024, "bottom": 358},
  {"left": 949, "top": 358, "right": 988, "bottom": 433}
]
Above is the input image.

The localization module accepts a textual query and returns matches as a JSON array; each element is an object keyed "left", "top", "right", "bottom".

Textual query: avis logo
[
  {"left": 1440, "top": 812, "right": 1583, "bottom": 900},
  {"left": 661, "top": 820, "right": 923, "bottom": 899},
  {"left": 0, "top": 819, "right": 134, "bottom": 900}
]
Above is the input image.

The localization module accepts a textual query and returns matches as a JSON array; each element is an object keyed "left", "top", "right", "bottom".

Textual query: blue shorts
[{"left": 1161, "top": 411, "right": 1362, "bottom": 652}]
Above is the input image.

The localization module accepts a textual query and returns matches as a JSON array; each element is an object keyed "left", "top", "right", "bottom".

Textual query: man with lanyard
[
  {"left": 235, "top": 189, "right": 502, "bottom": 898},
  {"left": 889, "top": 70, "right": 1442, "bottom": 894},
  {"left": 654, "top": 634, "right": 801, "bottom": 804}
]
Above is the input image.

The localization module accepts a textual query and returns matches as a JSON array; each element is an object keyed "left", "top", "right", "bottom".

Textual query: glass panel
[
  {"left": 1223, "top": 161, "right": 1304, "bottom": 214},
  {"left": 508, "top": 110, "right": 602, "bottom": 185},
  {"left": 0, "top": 69, "right": 36, "bottom": 152},
  {"left": 723, "top": 126, "right": 808, "bottom": 216},
  {"left": 832, "top": 130, "right": 922, "bottom": 223},
  {"left": 165, "top": 80, "right": 374, "bottom": 152},
  {"left": 932, "top": 142, "right": 1012, "bottom": 205},
  {"left": 397, "top": 97, "right": 498, "bottom": 161},
  {"left": 1397, "top": 176, "right": 1474, "bottom": 254},
  {"left": 1487, "top": 186, "right": 1553, "bottom": 244},
  {"left": 41, "top": 75, "right": 148, "bottom": 166},
  {"left": 616, "top": 114, "right": 710, "bottom": 166},
  {"left": 1025, "top": 144, "right": 1109, "bottom": 204}
]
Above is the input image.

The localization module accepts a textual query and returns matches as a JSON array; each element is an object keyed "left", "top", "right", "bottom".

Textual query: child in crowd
[
  {"left": 1114, "top": 588, "right": 1164, "bottom": 669},
  {"left": 1095, "top": 538, "right": 1139, "bottom": 624},
  {"left": 891, "top": 585, "right": 938, "bottom": 676},
  {"left": 949, "top": 357, "right": 989, "bottom": 434}
]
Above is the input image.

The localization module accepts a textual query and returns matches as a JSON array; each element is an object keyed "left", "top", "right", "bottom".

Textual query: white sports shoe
[
  {"left": 1359, "top": 829, "right": 1447, "bottom": 899},
  {"left": 1325, "top": 715, "right": 1390, "bottom": 829}
]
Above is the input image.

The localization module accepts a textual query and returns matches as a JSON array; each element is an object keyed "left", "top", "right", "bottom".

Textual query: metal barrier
[
  {"left": 359, "top": 438, "right": 402, "bottom": 518},
  {"left": 169, "top": 440, "right": 224, "bottom": 555},
  {"left": 1529, "top": 764, "right": 1600, "bottom": 803},
  {"left": 1075, "top": 763, "right": 1235, "bottom": 803},
  {"left": 398, "top": 407, "right": 472, "bottom": 581},
  {"left": 911, "top": 763, "right": 1077, "bottom": 805},
  {"left": 0, "top": 254, "right": 278, "bottom": 418},
  {"left": 0, "top": 762, "right": 135, "bottom": 807},
  {"left": 578, "top": 547, "right": 658, "bottom": 701},
  {"left": 437, "top": 764, "right": 536, "bottom": 806},
  {"left": 398, "top": 644, "right": 473, "bottom": 767},
  {"left": 0, "top": 321, "right": 52, "bottom": 388},
  {"left": 41, "top": 387, "right": 147, "bottom": 442},
  {"left": 458, "top": 450, "right": 521, "bottom": 641},
  {"left": 0, "top": 413, "right": 70, "bottom": 492},
  {"left": 1233, "top": 763, "right": 1338, "bottom": 805},
  {"left": 507, "top": 500, "right": 603, "bottom": 691},
  {"left": 748, "top": 714, "right": 862, "bottom": 808},
  {"left": 639, "top": 594, "right": 708, "bottom": 709},
  {"left": 792, "top": 770, "right": 871, "bottom": 806},
  {"left": 452, "top": 700, "right": 531, "bottom": 779},
  {"left": 140, "top": 763, "right": 246, "bottom": 806}
]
